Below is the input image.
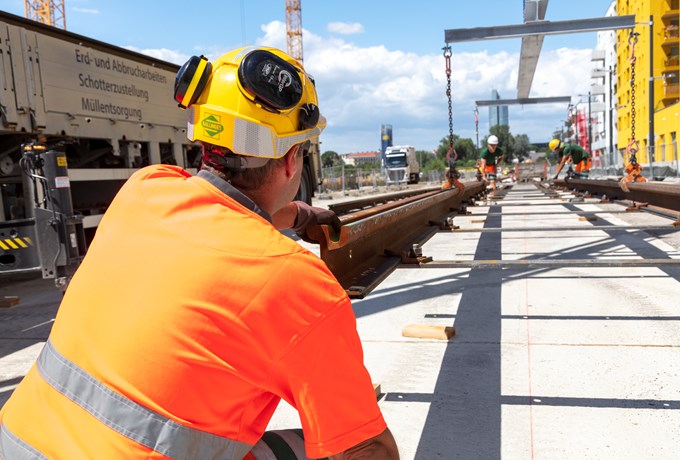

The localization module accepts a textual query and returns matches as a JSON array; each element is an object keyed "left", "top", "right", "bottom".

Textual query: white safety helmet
[{"left": 487, "top": 135, "right": 499, "bottom": 145}]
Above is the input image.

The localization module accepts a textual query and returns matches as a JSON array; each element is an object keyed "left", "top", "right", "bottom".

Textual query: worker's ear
[{"left": 283, "top": 144, "right": 300, "bottom": 178}]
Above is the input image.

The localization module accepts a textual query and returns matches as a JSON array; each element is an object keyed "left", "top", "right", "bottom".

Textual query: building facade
[
  {"left": 488, "top": 89, "right": 509, "bottom": 128},
  {"left": 616, "top": 0, "right": 679, "bottom": 173},
  {"left": 590, "top": 1, "right": 619, "bottom": 171}
]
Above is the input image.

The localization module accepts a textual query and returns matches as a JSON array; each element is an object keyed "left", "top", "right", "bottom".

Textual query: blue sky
[{"left": 3, "top": 0, "right": 617, "bottom": 154}]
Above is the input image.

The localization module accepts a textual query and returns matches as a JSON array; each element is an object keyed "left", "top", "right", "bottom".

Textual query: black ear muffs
[
  {"left": 299, "top": 103, "right": 319, "bottom": 130},
  {"left": 238, "top": 49, "right": 304, "bottom": 112},
  {"left": 174, "top": 55, "right": 212, "bottom": 109}
]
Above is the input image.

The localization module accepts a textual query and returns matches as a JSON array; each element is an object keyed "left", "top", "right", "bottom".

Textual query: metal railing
[
  {"left": 590, "top": 141, "right": 679, "bottom": 179},
  {"left": 319, "top": 166, "right": 449, "bottom": 194}
]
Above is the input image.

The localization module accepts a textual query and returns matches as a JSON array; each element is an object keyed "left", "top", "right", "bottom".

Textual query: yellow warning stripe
[
  {"left": 0, "top": 238, "right": 33, "bottom": 251},
  {"left": 181, "top": 57, "right": 208, "bottom": 108}
]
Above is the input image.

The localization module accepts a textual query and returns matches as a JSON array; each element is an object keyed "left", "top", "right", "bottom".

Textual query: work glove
[{"left": 291, "top": 201, "right": 342, "bottom": 244}]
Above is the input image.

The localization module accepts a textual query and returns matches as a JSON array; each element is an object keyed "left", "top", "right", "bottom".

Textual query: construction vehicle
[
  {"left": 384, "top": 145, "right": 420, "bottom": 185},
  {"left": 0, "top": 11, "right": 320, "bottom": 285}
]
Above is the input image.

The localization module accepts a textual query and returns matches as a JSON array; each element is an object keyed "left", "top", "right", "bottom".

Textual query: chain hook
[
  {"left": 441, "top": 44, "right": 462, "bottom": 190},
  {"left": 621, "top": 31, "right": 646, "bottom": 187}
]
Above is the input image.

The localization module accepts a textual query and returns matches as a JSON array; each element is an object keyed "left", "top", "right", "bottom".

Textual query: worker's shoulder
[{"left": 132, "top": 164, "right": 190, "bottom": 180}]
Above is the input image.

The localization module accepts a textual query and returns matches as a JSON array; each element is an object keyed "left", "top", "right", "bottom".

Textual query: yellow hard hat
[
  {"left": 174, "top": 46, "right": 325, "bottom": 159},
  {"left": 549, "top": 139, "right": 563, "bottom": 151}
]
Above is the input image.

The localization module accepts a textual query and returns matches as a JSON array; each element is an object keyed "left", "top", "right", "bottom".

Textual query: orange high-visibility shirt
[{"left": 0, "top": 165, "right": 386, "bottom": 459}]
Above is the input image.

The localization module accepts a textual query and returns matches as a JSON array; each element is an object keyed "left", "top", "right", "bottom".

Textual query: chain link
[
  {"left": 628, "top": 32, "right": 639, "bottom": 163},
  {"left": 443, "top": 45, "right": 458, "bottom": 180},
  {"left": 444, "top": 45, "right": 454, "bottom": 147}
]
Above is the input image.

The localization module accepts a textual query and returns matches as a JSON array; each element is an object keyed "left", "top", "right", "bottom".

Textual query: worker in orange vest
[{"left": 0, "top": 47, "right": 399, "bottom": 460}]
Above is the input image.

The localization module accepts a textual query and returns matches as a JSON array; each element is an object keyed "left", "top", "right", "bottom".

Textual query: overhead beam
[
  {"left": 517, "top": 35, "right": 545, "bottom": 98},
  {"left": 523, "top": 0, "right": 548, "bottom": 23},
  {"left": 475, "top": 96, "right": 571, "bottom": 106},
  {"left": 517, "top": 1, "right": 549, "bottom": 98},
  {"left": 445, "top": 15, "right": 636, "bottom": 43}
]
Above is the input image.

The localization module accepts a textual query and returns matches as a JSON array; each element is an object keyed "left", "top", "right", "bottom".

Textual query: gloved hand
[{"left": 291, "top": 201, "right": 342, "bottom": 243}]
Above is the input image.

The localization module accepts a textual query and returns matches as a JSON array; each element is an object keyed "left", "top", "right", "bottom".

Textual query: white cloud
[
  {"left": 123, "top": 46, "right": 189, "bottom": 66},
  {"left": 72, "top": 7, "right": 99, "bottom": 14},
  {"left": 301, "top": 30, "right": 594, "bottom": 153},
  {"left": 327, "top": 22, "right": 365, "bottom": 35},
  {"left": 124, "top": 20, "right": 594, "bottom": 154}
]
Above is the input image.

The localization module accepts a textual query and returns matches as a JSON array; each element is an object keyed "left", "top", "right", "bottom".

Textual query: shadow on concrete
[
  {"left": 0, "top": 275, "right": 60, "bottom": 361},
  {"left": 413, "top": 205, "right": 503, "bottom": 460},
  {"left": 385, "top": 393, "right": 680, "bottom": 410}
]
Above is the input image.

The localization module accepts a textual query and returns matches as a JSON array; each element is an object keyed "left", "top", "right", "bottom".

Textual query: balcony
[
  {"left": 661, "top": 82, "right": 679, "bottom": 105},
  {"left": 662, "top": 7, "right": 679, "bottom": 21},
  {"left": 662, "top": 25, "right": 679, "bottom": 48},
  {"left": 590, "top": 102, "right": 607, "bottom": 113},
  {"left": 590, "top": 85, "right": 606, "bottom": 95},
  {"left": 664, "top": 55, "right": 679, "bottom": 69},
  {"left": 591, "top": 49, "right": 605, "bottom": 62}
]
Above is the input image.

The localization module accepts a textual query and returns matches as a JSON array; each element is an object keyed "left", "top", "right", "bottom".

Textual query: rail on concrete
[
  {"left": 307, "top": 181, "right": 487, "bottom": 298},
  {"left": 552, "top": 178, "right": 680, "bottom": 224}
]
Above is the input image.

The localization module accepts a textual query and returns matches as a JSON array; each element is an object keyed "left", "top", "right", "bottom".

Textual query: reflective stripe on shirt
[
  {"left": 26, "top": 339, "right": 253, "bottom": 460},
  {"left": 0, "top": 422, "right": 49, "bottom": 460}
]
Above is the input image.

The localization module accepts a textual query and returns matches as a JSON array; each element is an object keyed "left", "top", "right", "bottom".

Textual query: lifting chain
[
  {"left": 621, "top": 31, "right": 646, "bottom": 190},
  {"left": 442, "top": 45, "right": 463, "bottom": 191}
]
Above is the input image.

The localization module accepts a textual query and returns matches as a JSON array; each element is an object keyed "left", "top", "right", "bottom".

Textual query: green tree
[
  {"left": 321, "top": 150, "right": 341, "bottom": 168},
  {"left": 357, "top": 160, "right": 381, "bottom": 170},
  {"left": 454, "top": 138, "right": 476, "bottom": 161},
  {"left": 422, "top": 156, "right": 447, "bottom": 175},
  {"left": 415, "top": 150, "right": 435, "bottom": 168},
  {"left": 434, "top": 135, "right": 459, "bottom": 161},
  {"left": 435, "top": 134, "right": 475, "bottom": 162},
  {"left": 513, "top": 134, "right": 533, "bottom": 161}
]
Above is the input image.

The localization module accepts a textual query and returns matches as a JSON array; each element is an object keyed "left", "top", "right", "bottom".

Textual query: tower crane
[
  {"left": 25, "top": 0, "right": 66, "bottom": 29},
  {"left": 284, "top": 0, "right": 323, "bottom": 205},
  {"left": 285, "top": 0, "right": 303, "bottom": 65}
]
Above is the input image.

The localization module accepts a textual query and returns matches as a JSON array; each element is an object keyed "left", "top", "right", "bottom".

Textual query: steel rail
[
  {"left": 328, "top": 186, "right": 442, "bottom": 215},
  {"left": 308, "top": 180, "right": 487, "bottom": 298},
  {"left": 452, "top": 225, "right": 679, "bottom": 233},
  {"left": 474, "top": 210, "right": 633, "bottom": 216},
  {"left": 554, "top": 179, "right": 680, "bottom": 214},
  {"left": 413, "top": 259, "right": 680, "bottom": 269}
]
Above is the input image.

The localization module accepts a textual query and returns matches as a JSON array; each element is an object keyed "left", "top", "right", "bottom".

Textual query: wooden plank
[
  {"left": 0, "top": 296, "right": 20, "bottom": 308},
  {"left": 402, "top": 324, "right": 456, "bottom": 340}
]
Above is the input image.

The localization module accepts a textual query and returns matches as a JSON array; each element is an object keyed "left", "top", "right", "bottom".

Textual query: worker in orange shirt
[
  {"left": 549, "top": 139, "right": 592, "bottom": 179},
  {"left": 0, "top": 47, "right": 399, "bottom": 460}
]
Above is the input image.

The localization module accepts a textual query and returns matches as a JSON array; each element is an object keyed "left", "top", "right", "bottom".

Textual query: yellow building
[{"left": 617, "top": 0, "right": 679, "bottom": 169}]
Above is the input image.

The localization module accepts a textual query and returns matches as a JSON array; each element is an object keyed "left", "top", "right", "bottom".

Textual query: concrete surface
[{"left": 1, "top": 182, "right": 680, "bottom": 459}]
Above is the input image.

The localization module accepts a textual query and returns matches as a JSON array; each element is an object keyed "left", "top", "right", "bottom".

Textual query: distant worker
[
  {"left": 479, "top": 135, "right": 505, "bottom": 192},
  {"left": 550, "top": 139, "right": 592, "bottom": 179},
  {"left": 0, "top": 47, "right": 399, "bottom": 460},
  {"left": 441, "top": 144, "right": 459, "bottom": 189}
]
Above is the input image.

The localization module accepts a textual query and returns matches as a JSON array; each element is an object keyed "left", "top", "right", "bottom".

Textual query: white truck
[{"left": 384, "top": 145, "right": 420, "bottom": 185}]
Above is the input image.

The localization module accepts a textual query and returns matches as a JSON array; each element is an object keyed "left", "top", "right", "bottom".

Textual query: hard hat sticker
[{"left": 201, "top": 114, "right": 224, "bottom": 138}]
